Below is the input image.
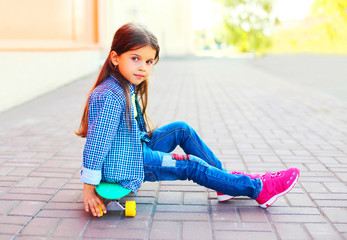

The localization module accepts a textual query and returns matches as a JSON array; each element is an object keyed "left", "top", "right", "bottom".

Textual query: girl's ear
[{"left": 110, "top": 51, "right": 119, "bottom": 66}]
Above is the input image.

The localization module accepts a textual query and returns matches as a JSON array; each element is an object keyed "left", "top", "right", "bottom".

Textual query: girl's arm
[
  {"left": 82, "top": 92, "right": 123, "bottom": 216},
  {"left": 83, "top": 183, "right": 106, "bottom": 217},
  {"left": 82, "top": 92, "right": 122, "bottom": 185}
]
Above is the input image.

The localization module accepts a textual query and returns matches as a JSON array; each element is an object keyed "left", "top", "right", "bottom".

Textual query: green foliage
[
  {"left": 309, "top": 0, "right": 347, "bottom": 18},
  {"left": 270, "top": 0, "right": 347, "bottom": 54},
  {"left": 215, "top": 0, "right": 275, "bottom": 53}
]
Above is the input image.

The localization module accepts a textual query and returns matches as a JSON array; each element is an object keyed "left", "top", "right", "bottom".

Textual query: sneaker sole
[
  {"left": 217, "top": 195, "right": 235, "bottom": 202},
  {"left": 258, "top": 172, "right": 299, "bottom": 209}
]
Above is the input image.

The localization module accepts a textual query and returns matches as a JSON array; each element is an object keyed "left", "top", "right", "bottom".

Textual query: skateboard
[{"left": 95, "top": 182, "right": 136, "bottom": 217}]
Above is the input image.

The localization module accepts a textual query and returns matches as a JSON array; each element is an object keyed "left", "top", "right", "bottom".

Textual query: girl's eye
[
  {"left": 132, "top": 57, "right": 139, "bottom": 61},
  {"left": 146, "top": 60, "right": 153, "bottom": 65}
]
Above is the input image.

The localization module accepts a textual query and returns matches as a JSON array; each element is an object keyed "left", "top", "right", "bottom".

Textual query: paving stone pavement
[{"left": 0, "top": 57, "right": 346, "bottom": 240}]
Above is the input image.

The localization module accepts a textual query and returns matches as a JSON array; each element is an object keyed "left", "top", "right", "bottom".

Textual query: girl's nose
[{"left": 138, "top": 62, "right": 146, "bottom": 72}]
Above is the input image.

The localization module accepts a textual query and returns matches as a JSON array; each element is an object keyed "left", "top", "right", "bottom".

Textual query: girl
[{"left": 76, "top": 23, "right": 299, "bottom": 217}]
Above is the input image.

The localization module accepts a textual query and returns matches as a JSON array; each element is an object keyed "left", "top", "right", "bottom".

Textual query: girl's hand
[{"left": 83, "top": 183, "right": 107, "bottom": 217}]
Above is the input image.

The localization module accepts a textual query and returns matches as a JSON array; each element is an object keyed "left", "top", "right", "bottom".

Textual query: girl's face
[{"left": 111, "top": 46, "right": 156, "bottom": 86}]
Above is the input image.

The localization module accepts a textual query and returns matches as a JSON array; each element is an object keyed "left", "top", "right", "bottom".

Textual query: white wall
[{"left": 0, "top": 50, "right": 101, "bottom": 112}]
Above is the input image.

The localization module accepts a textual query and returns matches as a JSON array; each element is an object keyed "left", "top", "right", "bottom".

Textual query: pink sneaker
[
  {"left": 256, "top": 168, "right": 300, "bottom": 208},
  {"left": 217, "top": 171, "right": 261, "bottom": 202}
]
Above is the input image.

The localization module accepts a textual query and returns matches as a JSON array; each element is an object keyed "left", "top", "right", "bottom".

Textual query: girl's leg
[
  {"left": 147, "top": 121, "right": 224, "bottom": 170},
  {"left": 142, "top": 144, "right": 262, "bottom": 198}
]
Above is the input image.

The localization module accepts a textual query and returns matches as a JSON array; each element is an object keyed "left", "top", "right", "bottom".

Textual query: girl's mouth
[{"left": 134, "top": 74, "right": 144, "bottom": 79}]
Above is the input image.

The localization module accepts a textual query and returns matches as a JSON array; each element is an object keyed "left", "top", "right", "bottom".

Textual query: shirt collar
[{"left": 129, "top": 82, "right": 136, "bottom": 95}]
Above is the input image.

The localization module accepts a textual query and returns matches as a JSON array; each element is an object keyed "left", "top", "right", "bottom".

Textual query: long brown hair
[{"left": 75, "top": 23, "right": 160, "bottom": 138}]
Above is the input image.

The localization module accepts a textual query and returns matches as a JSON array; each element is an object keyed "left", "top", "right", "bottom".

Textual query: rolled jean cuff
[{"left": 250, "top": 178, "right": 263, "bottom": 199}]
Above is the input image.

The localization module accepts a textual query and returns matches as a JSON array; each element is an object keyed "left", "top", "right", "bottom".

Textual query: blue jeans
[{"left": 142, "top": 121, "right": 262, "bottom": 199}]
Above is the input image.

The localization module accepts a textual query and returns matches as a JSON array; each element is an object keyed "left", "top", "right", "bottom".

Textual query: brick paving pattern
[{"left": 0, "top": 57, "right": 346, "bottom": 239}]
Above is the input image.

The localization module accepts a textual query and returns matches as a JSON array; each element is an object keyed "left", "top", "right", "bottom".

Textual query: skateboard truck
[
  {"left": 105, "top": 201, "right": 125, "bottom": 211},
  {"left": 95, "top": 182, "right": 136, "bottom": 217}
]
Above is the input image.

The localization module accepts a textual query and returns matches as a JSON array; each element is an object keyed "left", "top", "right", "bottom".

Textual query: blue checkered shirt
[{"left": 81, "top": 74, "right": 147, "bottom": 194}]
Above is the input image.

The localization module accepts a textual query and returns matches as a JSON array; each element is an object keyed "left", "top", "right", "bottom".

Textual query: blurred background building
[{"left": 0, "top": 0, "right": 194, "bottom": 113}]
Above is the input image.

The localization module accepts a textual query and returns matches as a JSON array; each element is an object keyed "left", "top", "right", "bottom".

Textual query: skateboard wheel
[
  {"left": 125, "top": 201, "right": 136, "bottom": 217},
  {"left": 98, "top": 205, "right": 103, "bottom": 217}
]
